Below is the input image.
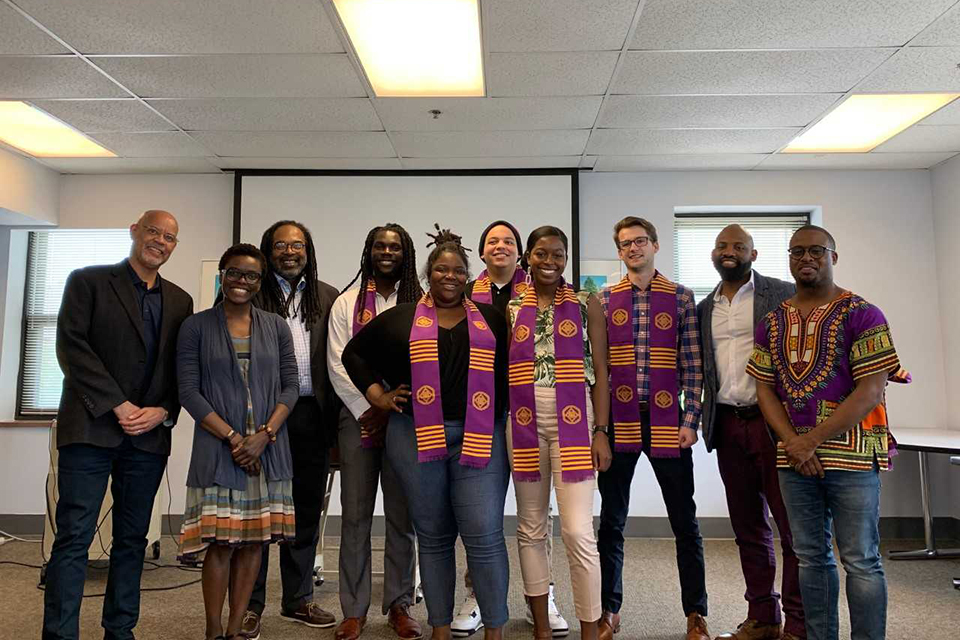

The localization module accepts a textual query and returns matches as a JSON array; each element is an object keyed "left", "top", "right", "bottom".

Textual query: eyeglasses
[
  {"left": 618, "top": 236, "right": 650, "bottom": 250},
  {"left": 222, "top": 268, "right": 262, "bottom": 284},
  {"left": 141, "top": 224, "right": 178, "bottom": 245},
  {"left": 788, "top": 245, "right": 835, "bottom": 260},
  {"left": 273, "top": 241, "right": 305, "bottom": 252}
]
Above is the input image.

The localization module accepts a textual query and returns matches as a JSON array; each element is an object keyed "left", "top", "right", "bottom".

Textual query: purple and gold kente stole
[
  {"left": 352, "top": 280, "right": 381, "bottom": 448},
  {"left": 470, "top": 268, "right": 528, "bottom": 305},
  {"left": 509, "top": 281, "right": 593, "bottom": 483},
  {"left": 607, "top": 274, "right": 681, "bottom": 458},
  {"left": 409, "top": 293, "right": 496, "bottom": 467}
]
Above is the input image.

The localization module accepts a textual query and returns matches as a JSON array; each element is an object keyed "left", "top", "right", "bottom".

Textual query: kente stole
[
  {"left": 410, "top": 294, "right": 496, "bottom": 467},
  {"left": 509, "top": 281, "right": 592, "bottom": 483},
  {"left": 470, "top": 268, "right": 528, "bottom": 305},
  {"left": 352, "top": 279, "right": 381, "bottom": 448},
  {"left": 607, "top": 274, "right": 680, "bottom": 457}
]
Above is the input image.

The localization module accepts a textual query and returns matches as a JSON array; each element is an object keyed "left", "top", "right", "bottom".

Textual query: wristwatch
[{"left": 592, "top": 424, "right": 609, "bottom": 435}]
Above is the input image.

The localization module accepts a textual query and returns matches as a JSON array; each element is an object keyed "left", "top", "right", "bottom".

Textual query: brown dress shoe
[
  {"left": 335, "top": 617, "right": 367, "bottom": 640},
  {"left": 686, "top": 613, "right": 710, "bottom": 640},
  {"left": 714, "top": 619, "right": 781, "bottom": 640},
  {"left": 237, "top": 610, "right": 261, "bottom": 640},
  {"left": 597, "top": 611, "right": 620, "bottom": 640},
  {"left": 388, "top": 604, "right": 424, "bottom": 640},
  {"left": 281, "top": 601, "right": 337, "bottom": 628}
]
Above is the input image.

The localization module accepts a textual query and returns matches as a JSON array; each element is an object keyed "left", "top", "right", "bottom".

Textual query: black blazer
[
  {"left": 696, "top": 271, "right": 794, "bottom": 452},
  {"left": 55, "top": 260, "right": 194, "bottom": 455}
]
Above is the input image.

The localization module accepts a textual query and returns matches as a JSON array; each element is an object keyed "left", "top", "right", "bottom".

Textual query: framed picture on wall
[
  {"left": 578, "top": 259, "right": 624, "bottom": 294},
  {"left": 199, "top": 260, "right": 221, "bottom": 310}
]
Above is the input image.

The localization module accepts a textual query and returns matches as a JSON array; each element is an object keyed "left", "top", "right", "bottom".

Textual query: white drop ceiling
[{"left": 1, "top": 0, "right": 959, "bottom": 174}]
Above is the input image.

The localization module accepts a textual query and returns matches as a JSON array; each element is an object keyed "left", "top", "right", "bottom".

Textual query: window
[
  {"left": 18, "top": 230, "right": 131, "bottom": 416},
  {"left": 673, "top": 213, "right": 810, "bottom": 301}
]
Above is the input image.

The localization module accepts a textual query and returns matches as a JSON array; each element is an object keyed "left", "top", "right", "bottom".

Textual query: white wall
[{"left": 0, "top": 147, "right": 59, "bottom": 225}]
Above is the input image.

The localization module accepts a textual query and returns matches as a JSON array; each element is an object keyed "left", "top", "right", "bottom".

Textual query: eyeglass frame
[
  {"left": 273, "top": 240, "right": 306, "bottom": 252},
  {"left": 139, "top": 224, "right": 179, "bottom": 245},
  {"left": 788, "top": 245, "right": 836, "bottom": 260},
  {"left": 617, "top": 236, "right": 652, "bottom": 251},
  {"left": 221, "top": 267, "right": 263, "bottom": 284}
]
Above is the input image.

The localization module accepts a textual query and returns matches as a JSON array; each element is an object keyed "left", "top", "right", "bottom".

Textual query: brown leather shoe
[
  {"left": 335, "top": 617, "right": 367, "bottom": 640},
  {"left": 686, "top": 613, "right": 710, "bottom": 640},
  {"left": 714, "top": 619, "right": 781, "bottom": 640},
  {"left": 281, "top": 601, "right": 337, "bottom": 628},
  {"left": 597, "top": 611, "right": 620, "bottom": 640},
  {"left": 388, "top": 604, "right": 424, "bottom": 640},
  {"left": 237, "top": 610, "right": 261, "bottom": 640}
]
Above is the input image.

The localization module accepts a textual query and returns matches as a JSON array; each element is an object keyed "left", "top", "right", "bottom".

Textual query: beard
[{"left": 713, "top": 257, "right": 753, "bottom": 282}]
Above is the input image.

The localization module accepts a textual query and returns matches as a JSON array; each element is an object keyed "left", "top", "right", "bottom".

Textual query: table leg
[{"left": 889, "top": 451, "right": 960, "bottom": 560}]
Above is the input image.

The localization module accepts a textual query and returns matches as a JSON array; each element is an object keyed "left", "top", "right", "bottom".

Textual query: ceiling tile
[
  {"left": 0, "top": 4, "right": 68, "bottom": 54},
  {"left": 31, "top": 99, "right": 175, "bottom": 132},
  {"left": 486, "top": 52, "right": 620, "bottom": 97},
  {"left": 613, "top": 49, "right": 893, "bottom": 95},
  {"left": 192, "top": 131, "right": 395, "bottom": 158},
  {"left": 93, "top": 55, "right": 366, "bottom": 98},
  {"left": 211, "top": 157, "right": 402, "bottom": 170},
  {"left": 14, "top": 0, "right": 344, "bottom": 54},
  {"left": 631, "top": 0, "right": 955, "bottom": 50},
  {"left": 148, "top": 98, "right": 381, "bottom": 131},
  {"left": 0, "top": 57, "right": 127, "bottom": 98},
  {"left": 87, "top": 131, "right": 211, "bottom": 157},
  {"left": 593, "top": 154, "right": 767, "bottom": 171},
  {"left": 587, "top": 128, "right": 800, "bottom": 155},
  {"left": 921, "top": 97, "right": 960, "bottom": 125},
  {"left": 393, "top": 130, "right": 590, "bottom": 157},
  {"left": 484, "top": 0, "right": 640, "bottom": 52},
  {"left": 911, "top": 3, "right": 960, "bottom": 46},
  {"left": 402, "top": 156, "right": 583, "bottom": 169},
  {"left": 756, "top": 152, "right": 955, "bottom": 170},
  {"left": 375, "top": 97, "right": 602, "bottom": 131},
  {"left": 873, "top": 124, "right": 960, "bottom": 152},
  {"left": 38, "top": 156, "right": 222, "bottom": 174},
  {"left": 856, "top": 47, "right": 960, "bottom": 92},
  {"left": 599, "top": 94, "right": 840, "bottom": 128}
]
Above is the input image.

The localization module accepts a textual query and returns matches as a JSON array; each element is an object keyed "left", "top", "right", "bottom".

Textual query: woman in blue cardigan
[{"left": 177, "top": 243, "right": 299, "bottom": 640}]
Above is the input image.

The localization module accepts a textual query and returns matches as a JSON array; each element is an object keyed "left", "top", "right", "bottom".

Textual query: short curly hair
[
  {"left": 422, "top": 224, "right": 472, "bottom": 282},
  {"left": 218, "top": 243, "right": 267, "bottom": 274}
]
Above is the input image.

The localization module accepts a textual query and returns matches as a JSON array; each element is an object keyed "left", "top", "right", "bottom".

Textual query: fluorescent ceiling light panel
[
  {"left": 333, "top": 0, "right": 484, "bottom": 97},
  {"left": 783, "top": 93, "right": 959, "bottom": 153},
  {"left": 0, "top": 101, "right": 115, "bottom": 158}
]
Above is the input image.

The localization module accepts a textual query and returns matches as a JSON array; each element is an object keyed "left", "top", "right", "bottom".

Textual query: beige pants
[{"left": 507, "top": 386, "right": 602, "bottom": 623}]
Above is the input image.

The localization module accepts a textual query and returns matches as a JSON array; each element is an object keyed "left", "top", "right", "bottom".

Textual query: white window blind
[
  {"left": 19, "top": 230, "right": 131, "bottom": 415},
  {"left": 673, "top": 214, "right": 809, "bottom": 301}
]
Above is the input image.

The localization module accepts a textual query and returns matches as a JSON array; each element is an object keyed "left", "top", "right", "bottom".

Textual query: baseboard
[{"left": 3, "top": 513, "right": 958, "bottom": 541}]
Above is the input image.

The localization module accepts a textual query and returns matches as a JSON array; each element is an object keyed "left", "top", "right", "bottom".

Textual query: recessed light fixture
[
  {"left": 332, "top": 0, "right": 485, "bottom": 97},
  {"left": 783, "top": 93, "right": 960, "bottom": 153},
  {"left": 0, "top": 101, "right": 115, "bottom": 158}
]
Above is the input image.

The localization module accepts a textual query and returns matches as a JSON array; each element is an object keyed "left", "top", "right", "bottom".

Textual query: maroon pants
[{"left": 715, "top": 405, "right": 805, "bottom": 638}]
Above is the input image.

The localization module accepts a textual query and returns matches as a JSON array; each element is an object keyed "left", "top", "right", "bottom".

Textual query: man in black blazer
[
  {"left": 696, "top": 225, "right": 804, "bottom": 640},
  {"left": 241, "top": 220, "right": 341, "bottom": 640},
  {"left": 43, "top": 210, "right": 194, "bottom": 640}
]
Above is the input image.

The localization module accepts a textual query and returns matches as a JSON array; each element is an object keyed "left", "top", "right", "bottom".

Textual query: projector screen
[{"left": 235, "top": 170, "right": 579, "bottom": 292}]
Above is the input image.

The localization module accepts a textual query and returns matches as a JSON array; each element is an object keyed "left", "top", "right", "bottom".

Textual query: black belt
[{"left": 718, "top": 403, "right": 760, "bottom": 419}]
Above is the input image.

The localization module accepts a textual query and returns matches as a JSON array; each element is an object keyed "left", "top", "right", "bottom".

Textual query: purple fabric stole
[
  {"left": 607, "top": 274, "right": 681, "bottom": 458},
  {"left": 470, "top": 267, "right": 528, "bottom": 304},
  {"left": 409, "top": 293, "right": 496, "bottom": 467},
  {"left": 509, "top": 281, "right": 592, "bottom": 483},
  {"left": 352, "top": 279, "right": 381, "bottom": 448}
]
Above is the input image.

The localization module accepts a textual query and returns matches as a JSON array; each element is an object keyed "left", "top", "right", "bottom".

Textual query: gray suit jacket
[{"left": 697, "top": 271, "right": 794, "bottom": 452}]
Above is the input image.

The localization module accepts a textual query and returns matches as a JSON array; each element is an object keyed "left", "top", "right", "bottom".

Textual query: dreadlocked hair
[
  {"left": 422, "top": 223, "right": 472, "bottom": 282},
  {"left": 255, "top": 220, "right": 323, "bottom": 327},
  {"left": 342, "top": 223, "right": 423, "bottom": 319}
]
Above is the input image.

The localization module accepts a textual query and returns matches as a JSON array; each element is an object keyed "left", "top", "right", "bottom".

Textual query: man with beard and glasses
[
  {"left": 696, "top": 225, "right": 803, "bottom": 640},
  {"left": 240, "top": 221, "right": 340, "bottom": 640},
  {"left": 327, "top": 224, "right": 424, "bottom": 640}
]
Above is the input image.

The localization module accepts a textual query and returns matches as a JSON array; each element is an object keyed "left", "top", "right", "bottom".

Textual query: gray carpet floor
[{"left": 2, "top": 535, "right": 957, "bottom": 639}]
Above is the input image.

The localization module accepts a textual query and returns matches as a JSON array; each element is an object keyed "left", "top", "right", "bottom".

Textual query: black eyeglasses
[
  {"left": 274, "top": 241, "right": 305, "bottom": 252},
  {"left": 222, "top": 268, "right": 262, "bottom": 284},
  {"left": 788, "top": 245, "right": 835, "bottom": 260},
  {"left": 618, "top": 237, "right": 650, "bottom": 250}
]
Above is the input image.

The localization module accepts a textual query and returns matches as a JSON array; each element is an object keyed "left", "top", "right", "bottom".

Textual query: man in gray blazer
[{"left": 696, "top": 225, "right": 805, "bottom": 640}]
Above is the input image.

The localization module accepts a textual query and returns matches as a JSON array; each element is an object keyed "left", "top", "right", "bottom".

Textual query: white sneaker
[
  {"left": 524, "top": 585, "right": 570, "bottom": 637},
  {"left": 451, "top": 590, "right": 483, "bottom": 637}
]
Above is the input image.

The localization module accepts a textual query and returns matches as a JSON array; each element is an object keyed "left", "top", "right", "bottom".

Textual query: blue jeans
[
  {"left": 42, "top": 437, "right": 167, "bottom": 640},
  {"left": 386, "top": 413, "right": 510, "bottom": 629},
  {"left": 778, "top": 466, "right": 886, "bottom": 640}
]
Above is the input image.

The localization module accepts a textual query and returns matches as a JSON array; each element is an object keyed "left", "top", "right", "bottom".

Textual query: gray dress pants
[{"left": 338, "top": 407, "right": 417, "bottom": 617}]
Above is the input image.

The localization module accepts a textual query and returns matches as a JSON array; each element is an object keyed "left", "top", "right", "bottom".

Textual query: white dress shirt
[
  {"left": 276, "top": 274, "right": 313, "bottom": 396},
  {"left": 327, "top": 281, "right": 400, "bottom": 420},
  {"left": 711, "top": 271, "right": 757, "bottom": 406}
]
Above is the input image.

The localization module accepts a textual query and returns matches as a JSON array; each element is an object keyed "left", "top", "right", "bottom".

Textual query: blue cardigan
[{"left": 177, "top": 305, "right": 299, "bottom": 490}]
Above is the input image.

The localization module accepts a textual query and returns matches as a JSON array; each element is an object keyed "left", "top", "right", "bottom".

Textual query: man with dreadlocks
[
  {"left": 240, "top": 220, "right": 340, "bottom": 640},
  {"left": 326, "top": 223, "right": 424, "bottom": 640}
]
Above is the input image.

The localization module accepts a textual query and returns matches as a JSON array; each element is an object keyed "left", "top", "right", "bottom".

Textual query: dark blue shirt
[{"left": 126, "top": 260, "right": 163, "bottom": 399}]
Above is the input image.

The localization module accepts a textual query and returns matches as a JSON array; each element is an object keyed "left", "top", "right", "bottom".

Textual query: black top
[
  {"left": 125, "top": 259, "right": 163, "bottom": 400},
  {"left": 343, "top": 300, "right": 509, "bottom": 421},
  {"left": 465, "top": 280, "right": 514, "bottom": 317}
]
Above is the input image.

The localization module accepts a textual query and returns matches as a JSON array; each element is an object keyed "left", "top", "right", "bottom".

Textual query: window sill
[{"left": 0, "top": 419, "right": 54, "bottom": 428}]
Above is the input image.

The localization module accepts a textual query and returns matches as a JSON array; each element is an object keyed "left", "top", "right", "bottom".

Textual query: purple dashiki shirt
[{"left": 746, "top": 291, "right": 901, "bottom": 472}]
